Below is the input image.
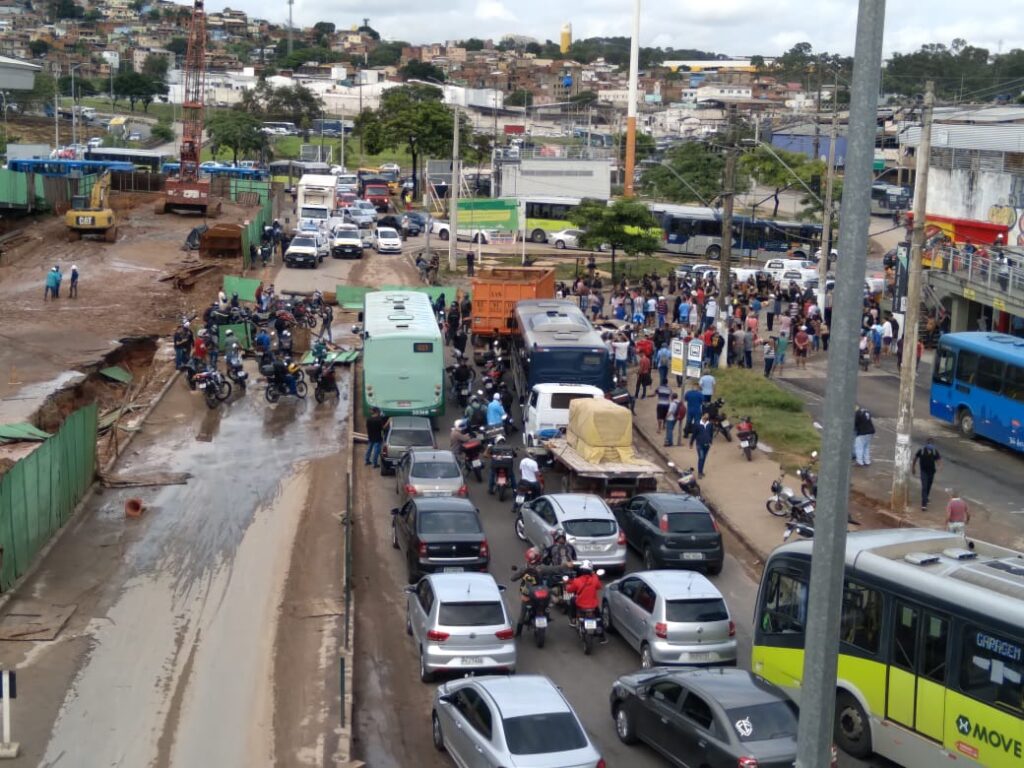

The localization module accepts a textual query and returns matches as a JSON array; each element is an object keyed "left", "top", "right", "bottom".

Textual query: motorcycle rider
[
  {"left": 451, "top": 356, "right": 473, "bottom": 400},
  {"left": 518, "top": 452, "right": 541, "bottom": 500},
  {"left": 543, "top": 529, "right": 577, "bottom": 567},
  {"left": 449, "top": 418, "right": 473, "bottom": 455},
  {"left": 464, "top": 394, "right": 487, "bottom": 430},
  {"left": 486, "top": 392, "right": 507, "bottom": 427},
  {"left": 511, "top": 548, "right": 547, "bottom": 638},
  {"left": 564, "top": 561, "right": 605, "bottom": 641},
  {"left": 277, "top": 329, "right": 293, "bottom": 355},
  {"left": 271, "top": 357, "right": 298, "bottom": 395},
  {"left": 173, "top": 321, "right": 193, "bottom": 369},
  {"left": 223, "top": 329, "right": 243, "bottom": 374}
]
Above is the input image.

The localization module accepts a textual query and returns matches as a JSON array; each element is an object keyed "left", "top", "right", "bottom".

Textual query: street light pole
[
  {"left": 817, "top": 105, "right": 839, "bottom": 293},
  {"left": 450, "top": 103, "right": 461, "bottom": 272},
  {"left": 623, "top": 0, "right": 641, "bottom": 197}
]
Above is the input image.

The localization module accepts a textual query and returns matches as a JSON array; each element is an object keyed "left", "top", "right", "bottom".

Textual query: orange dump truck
[{"left": 469, "top": 267, "right": 556, "bottom": 358}]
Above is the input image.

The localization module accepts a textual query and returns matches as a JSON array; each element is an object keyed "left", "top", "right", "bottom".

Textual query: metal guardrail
[{"left": 927, "top": 246, "right": 1024, "bottom": 303}]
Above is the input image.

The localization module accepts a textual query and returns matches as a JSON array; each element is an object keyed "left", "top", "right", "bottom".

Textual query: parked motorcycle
[
  {"left": 782, "top": 520, "right": 816, "bottom": 541},
  {"left": 736, "top": 415, "right": 758, "bottom": 461},
  {"left": 766, "top": 473, "right": 816, "bottom": 525},
  {"left": 797, "top": 451, "right": 819, "bottom": 499},
  {"left": 490, "top": 446, "right": 517, "bottom": 502},
  {"left": 193, "top": 369, "right": 231, "bottom": 409},
  {"left": 666, "top": 462, "right": 702, "bottom": 499},
  {"left": 225, "top": 357, "right": 248, "bottom": 392},
  {"left": 703, "top": 398, "right": 733, "bottom": 441}
]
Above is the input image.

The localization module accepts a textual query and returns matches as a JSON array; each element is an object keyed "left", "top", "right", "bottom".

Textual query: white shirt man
[
  {"left": 704, "top": 298, "right": 718, "bottom": 329},
  {"left": 519, "top": 455, "right": 540, "bottom": 484}
]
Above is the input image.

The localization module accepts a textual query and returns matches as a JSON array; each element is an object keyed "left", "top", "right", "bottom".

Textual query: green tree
[
  {"left": 49, "top": 0, "right": 83, "bottom": 20},
  {"left": 166, "top": 37, "right": 188, "bottom": 56},
  {"left": 399, "top": 61, "right": 446, "bottom": 82},
  {"left": 265, "top": 83, "right": 323, "bottom": 120},
  {"left": 142, "top": 53, "right": 169, "bottom": 82},
  {"left": 462, "top": 38, "right": 485, "bottom": 52},
  {"left": 357, "top": 24, "right": 380, "bottom": 40},
  {"left": 641, "top": 142, "right": 725, "bottom": 205},
  {"left": 739, "top": 145, "right": 816, "bottom": 217},
  {"left": 569, "top": 198, "right": 661, "bottom": 282},
  {"left": 313, "top": 21, "right": 335, "bottom": 35},
  {"left": 465, "top": 132, "right": 493, "bottom": 180},
  {"left": 58, "top": 74, "right": 98, "bottom": 100},
  {"left": 614, "top": 131, "right": 654, "bottom": 164},
  {"left": 524, "top": 42, "right": 542, "bottom": 56},
  {"left": 207, "top": 111, "right": 265, "bottom": 164},
  {"left": 505, "top": 89, "right": 533, "bottom": 107},
  {"left": 570, "top": 90, "right": 598, "bottom": 105},
  {"left": 28, "top": 39, "right": 50, "bottom": 57},
  {"left": 367, "top": 41, "right": 406, "bottom": 67},
  {"left": 113, "top": 71, "right": 166, "bottom": 111},
  {"left": 151, "top": 120, "right": 174, "bottom": 142}
]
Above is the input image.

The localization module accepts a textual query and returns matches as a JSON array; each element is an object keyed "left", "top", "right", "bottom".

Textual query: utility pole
[
  {"left": 794, "top": 2, "right": 886, "bottom": 767},
  {"left": 286, "top": 0, "right": 294, "bottom": 54},
  {"left": 719, "top": 128, "right": 738, "bottom": 300},
  {"left": 623, "top": 0, "right": 640, "bottom": 197},
  {"left": 812, "top": 54, "right": 823, "bottom": 160},
  {"left": 449, "top": 104, "right": 461, "bottom": 272},
  {"left": 891, "top": 81, "right": 934, "bottom": 515},
  {"left": 817, "top": 82, "right": 839, "bottom": 294}
]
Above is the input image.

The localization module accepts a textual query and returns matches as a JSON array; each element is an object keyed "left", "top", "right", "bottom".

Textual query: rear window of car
[
  {"left": 725, "top": 701, "right": 798, "bottom": 742},
  {"left": 666, "top": 598, "right": 729, "bottom": 623},
  {"left": 378, "top": 228, "right": 399, "bottom": 238},
  {"left": 411, "top": 460, "right": 461, "bottom": 479},
  {"left": 663, "top": 512, "right": 716, "bottom": 534},
  {"left": 438, "top": 601, "right": 504, "bottom": 626},
  {"left": 419, "top": 511, "right": 481, "bottom": 535},
  {"left": 388, "top": 429, "right": 433, "bottom": 448},
  {"left": 562, "top": 519, "right": 616, "bottom": 537},
  {"left": 549, "top": 392, "right": 596, "bottom": 410},
  {"left": 503, "top": 712, "right": 588, "bottom": 755}
]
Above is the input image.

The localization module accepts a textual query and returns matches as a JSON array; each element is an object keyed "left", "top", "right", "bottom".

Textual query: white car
[
  {"left": 284, "top": 234, "right": 324, "bottom": 269},
  {"left": 547, "top": 228, "right": 584, "bottom": 249},
  {"left": 430, "top": 219, "right": 491, "bottom": 244},
  {"left": 347, "top": 200, "right": 377, "bottom": 226},
  {"left": 373, "top": 227, "right": 403, "bottom": 254},
  {"left": 200, "top": 161, "right": 222, "bottom": 169},
  {"left": 87, "top": 137, "right": 103, "bottom": 148},
  {"left": 515, "top": 493, "right": 627, "bottom": 573},
  {"left": 379, "top": 162, "right": 401, "bottom": 174},
  {"left": 331, "top": 224, "right": 364, "bottom": 259}
]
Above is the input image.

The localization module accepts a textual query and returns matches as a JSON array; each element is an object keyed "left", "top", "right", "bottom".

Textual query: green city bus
[
  {"left": 361, "top": 291, "right": 445, "bottom": 417},
  {"left": 523, "top": 195, "right": 583, "bottom": 243},
  {"left": 752, "top": 528, "right": 1023, "bottom": 766}
]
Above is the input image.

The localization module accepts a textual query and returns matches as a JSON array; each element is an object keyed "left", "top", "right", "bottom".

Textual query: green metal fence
[
  {"left": 235, "top": 181, "right": 274, "bottom": 271},
  {"left": 0, "top": 169, "right": 48, "bottom": 210},
  {"left": 0, "top": 404, "right": 97, "bottom": 591}
]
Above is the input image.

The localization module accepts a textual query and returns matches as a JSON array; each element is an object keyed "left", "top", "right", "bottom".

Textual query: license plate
[
  {"left": 460, "top": 656, "right": 482, "bottom": 665},
  {"left": 515, "top": 495, "right": 525, "bottom": 504},
  {"left": 471, "top": 459, "right": 483, "bottom": 468},
  {"left": 740, "top": 440, "right": 750, "bottom": 448},
  {"left": 443, "top": 567, "right": 463, "bottom": 573},
  {"left": 583, "top": 619, "right": 598, "bottom": 631},
  {"left": 461, "top": 388, "right": 469, "bottom": 395},
  {"left": 497, "top": 477, "right": 507, "bottom": 485},
  {"left": 683, "top": 652, "right": 710, "bottom": 662},
  {"left": 682, "top": 552, "right": 704, "bottom": 560},
  {"left": 397, "top": 400, "right": 411, "bottom": 407},
  {"left": 721, "top": 420, "right": 731, "bottom": 428},
  {"left": 534, "top": 616, "right": 548, "bottom": 628}
]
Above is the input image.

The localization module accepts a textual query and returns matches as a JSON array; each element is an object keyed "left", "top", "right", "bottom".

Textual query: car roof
[
  {"left": 412, "top": 496, "right": 477, "bottom": 512},
  {"left": 427, "top": 572, "right": 502, "bottom": 603},
  {"left": 388, "top": 416, "right": 432, "bottom": 430},
  {"left": 531, "top": 383, "right": 605, "bottom": 395},
  {"left": 546, "top": 493, "right": 613, "bottom": 519},
  {"left": 665, "top": 668, "right": 787, "bottom": 709},
  {"left": 473, "top": 675, "right": 571, "bottom": 718},
  {"left": 409, "top": 449, "right": 457, "bottom": 462},
  {"left": 633, "top": 570, "right": 724, "bottom": 601},
  {"left": 642, "top": 493, "right": 712, "bottom": 515}
]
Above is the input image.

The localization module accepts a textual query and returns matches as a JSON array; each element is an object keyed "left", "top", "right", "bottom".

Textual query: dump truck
[
  {"left": 65, "top": 171, "right": 117, "bottom": 242},
  {"left": 469, "top": 267, "right": 555, "bottom": 361}
]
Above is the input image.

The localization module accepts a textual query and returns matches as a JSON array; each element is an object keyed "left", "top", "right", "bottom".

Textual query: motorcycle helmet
[
  {"left": 578, "top": 560, "right": 594, "bottom": 574},
  {"left": 454, "top": 418, "right": 468, "bottom": 432},
  {"left": 287, "top": 362, "right": 299, "bottom": 374},
  {"left": 493, "top": 393, "right": 501, "bottom": 401},
  {"left": 282, "top": 330, "right": 291, "bottom": 338},
  {"left": 771, "top": 479, "right": 782, "bottom": 494},
  {"left": 525, "top": 547, "right": 542, "bottom": 565},
  {"left": 224, "top": 329, "right": 234, "bottom": 338},
  {"left": 553, "top": 528, "right": 566, "bottom": 543}
]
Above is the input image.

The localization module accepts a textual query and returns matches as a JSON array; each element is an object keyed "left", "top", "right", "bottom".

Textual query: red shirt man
[
  {"left": 193, "top": 335, "right": 208, "bottom": 361},
  {"left": 566, "top": 570, "right": 602, "bottom": 611},
  {"left": 636, "top": 337, "right": 654, "bottom": 359},
  {"left": 637, "top": 353, "right": 652, "bottom": 376}
]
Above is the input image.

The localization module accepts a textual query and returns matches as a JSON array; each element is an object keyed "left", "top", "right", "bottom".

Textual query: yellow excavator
[{"left": 65, "top": 171, "right": 117, "bottom": 242}]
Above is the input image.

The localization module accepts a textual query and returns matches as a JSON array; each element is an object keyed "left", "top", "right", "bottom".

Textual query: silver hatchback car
[
  {"left": 396, "top": 448, "right": 467, "bottom": 503},
  {"left": 406, "top": 572, "right": 516, "bottom": 682},
  {"left": 515, "top": 493, "right": 627, "bottom": 572},
  {"left": 602, "top": 570, "right": 737, "bottom": 669}
]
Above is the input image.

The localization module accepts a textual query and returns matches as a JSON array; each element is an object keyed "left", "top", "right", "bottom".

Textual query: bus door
[
  {"left": 929, "top": 345, "right": 957, "bottom": 422},
  {"left": 886, "top": 601, "right": 949, "bottom": 742}
]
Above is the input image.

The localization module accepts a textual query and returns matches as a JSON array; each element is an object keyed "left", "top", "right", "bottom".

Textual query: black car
[
  {"left": 391, "top": 497, "right": 490, "bottom": 582},
  {"left": 610, "top": 668, "right": 833, "bottom": 768},
  {"left": 616, "top": 493, "right": 723, "bottom": 574}
]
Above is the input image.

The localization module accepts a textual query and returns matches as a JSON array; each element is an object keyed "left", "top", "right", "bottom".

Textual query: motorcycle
[
  {"left": 511, "top": 567, "right": 552, "bottom": 649},
  {"left": 307, "top": 361, "right": 339, "bottom": 403},
  {"left": 703, "top": 398, "right": 733, "bottom": 441},
  {"left": 513, "top": 473, "right": 544, "bottom": 515},
  {"left": 797, "top": 451, "right": 819, "bottom": 499},
  {"left": 264, "top": 373, "right": 308, "bottom": 403},
  {"left": 666, "top": 462, "right": 702, "bottom": 499},
  {"left": 782, "top": 520, "right": 816, "bottom": 541},
  {"left": 766, "top": 473, "right": 816, "bottom": 525},
  {"left": 565, "top": 568, "right": 607, "bottom": 656},
  {"left": 459, "top": 438, "right": 486, "bottom": 482},
  {"left": 490, "top": 446, "right": 517, "bottom": 502},
  {"left": 193, "top": 368, "right": 232, "bottom": 409},
  {"left": 736, "top": 415, "right": 759, "bottom": 461}
]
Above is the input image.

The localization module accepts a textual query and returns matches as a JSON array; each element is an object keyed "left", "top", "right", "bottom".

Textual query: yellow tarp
[{"left": 566, "top": 398, "right": 637, "bottom": 464}]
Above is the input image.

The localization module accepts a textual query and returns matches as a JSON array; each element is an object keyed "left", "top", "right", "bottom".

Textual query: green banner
[
  {"left": 456, "top": 198, "right": 519, "bottom": 232},
  {"left": 223, "top": 275, "right": 262, "bottom": 303}
]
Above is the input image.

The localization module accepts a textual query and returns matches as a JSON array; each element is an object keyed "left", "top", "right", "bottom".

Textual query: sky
[{"left": 228, "top": 0, "right": 1021, "bottom": 60}]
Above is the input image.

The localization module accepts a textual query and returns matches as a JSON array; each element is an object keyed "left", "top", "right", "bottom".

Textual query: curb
[{"left": 336, "top": 364, "right": 358, "bottom": 764}]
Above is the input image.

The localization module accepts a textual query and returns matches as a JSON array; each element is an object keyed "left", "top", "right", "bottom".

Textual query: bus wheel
[
  {"left": 957, "top": 408, "right": 975, "bottom": 439},
  {"left": 706, "top": 245, "right": 721, "bottom": 260},
  {"left": 834, "top": 691, "right": 872, "bottom": 759},
  {"left": 531, "top": 229, "right": 547, "bottom": 243}
]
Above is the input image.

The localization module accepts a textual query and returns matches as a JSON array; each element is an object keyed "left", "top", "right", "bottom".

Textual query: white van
[
  {"left": 523, "top": 383, "right": 606, "bottom": 447},
  {"left": 764, "top": 257, "right": 817, "bottom": 283}
]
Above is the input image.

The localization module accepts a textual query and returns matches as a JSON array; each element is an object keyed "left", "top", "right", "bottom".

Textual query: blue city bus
[
  {"left": 930, "top": 332, "right": 1024, "bottom": 451},
  {"left": 6, "top": 159, "right": 136, "bottom": 176},
  {"left": 510, "top": 299, "right": 613, "bottom": 395},
  {"left": 161, "top": 163, "right": 269, "bottom": 181}
]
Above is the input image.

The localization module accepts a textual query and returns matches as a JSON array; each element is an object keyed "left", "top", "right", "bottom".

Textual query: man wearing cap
[{"left": 173, "top": 321, "right": 193, "bottom": 369}]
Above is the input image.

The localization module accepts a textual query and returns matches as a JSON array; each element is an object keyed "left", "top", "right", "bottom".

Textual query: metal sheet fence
[{"left": 0, "top": 404, "right": 97, "bottom": 591}]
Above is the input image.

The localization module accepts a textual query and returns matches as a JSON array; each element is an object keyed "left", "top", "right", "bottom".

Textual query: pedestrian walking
[
  {"left": 774, "top": 333, "right": 788, "bottom": 375},
  {"left": 763, "top": 338, "right": 776, "bottom": 378},
  {"left": 698, "top": 371, "right": 716, "bottom": 404},
  {"left": 793, "top": 325, "right": 810, "bottom": 369},
  {"left": 321, "top": 303, "right": 334, "bottom": 342},
  {"left": 853, "top": 406, "right": 876, "bottom": 466},
  {"left": 655, "top": 342, "right": 670, "bottom": 387},
  {"left": 69, "top": 264, "right": 79, "bottom": 298},
  {"left": 654, "top": 384, "right": 671, "bottom": 432},
  {"left": 742, "top": 327, "right": 754, "bottom": 369},
  {"left": 664, "top": 394, "right": 680, "bottom": 446},
  {"left": 611, "top": 335, "right": 629, "bottom": 380},
  {"left": 683, "top": 381, "right": 704, "bottom": 439},
  {"left": 634, "top": 352, "right": 652, "bottom": 399},
  {"left": 364, "top": 407, "right": 387, "bottom": 468},
  {"left": 466, "top": 250, "right": 475, "bottom": 276},
  {"left": 945, "top": 490, "right": 970, "bottom": 533},
  {"left": 689, "top": 412, "right": 715, "bottom": 478},
  {"left": 911, "top": 438, "right": 941, "bottom": 510}
]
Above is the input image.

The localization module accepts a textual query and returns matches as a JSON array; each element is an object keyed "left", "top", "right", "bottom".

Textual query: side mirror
[
  {"left": 403, "top": 585, "right": 416, "bottom": 594},
  {"left": 497, "top": 584, "right": 507, "bottom": 592},
  {"left": 667, "top": 461, "right": 676, "bottom": 469},
  {"left": 437, "top": 693, "right": 453, "bottom": 705},
  {"left": 357, "top": 311, "right": 364, "bottom": 322},
  {"left": 636, "top": 685, "right": 649, "bottom": 700},
  {"left": 391, "top": 507, "right": 400, "bottom": 515}
]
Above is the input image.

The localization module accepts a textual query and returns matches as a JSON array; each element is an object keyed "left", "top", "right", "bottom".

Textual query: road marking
[{"left": 1008, "top": 510, "right": 1024, "bottom": 515}]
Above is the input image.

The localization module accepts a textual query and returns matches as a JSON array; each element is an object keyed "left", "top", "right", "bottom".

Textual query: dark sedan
[
  {"left": 616, "top": 493, "right": 723, "bottom": 574},
  {"left": 610, "top": 668, "right": 837, "bottom": 768},
  {"left": 392, "top": 497, "right": 489, "bottom": 583}
]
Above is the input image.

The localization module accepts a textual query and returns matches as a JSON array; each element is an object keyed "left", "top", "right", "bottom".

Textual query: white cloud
[{"left": 474, "top": 0, "right": 515, "bottom": 21}]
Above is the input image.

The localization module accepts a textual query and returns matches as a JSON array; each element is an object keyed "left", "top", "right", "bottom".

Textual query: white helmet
[
  {"left": 493, "top": 393, "right": 501, "bottom": 401},
  {"left": 454, "top": 419, "right": 467, "bottom": 431},
  {"left": 579, "top": 560, "right": 594, "bottom": 573}
]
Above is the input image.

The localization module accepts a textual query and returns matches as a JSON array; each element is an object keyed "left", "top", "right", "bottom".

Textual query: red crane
[{"left": 159, "top": 0, "right": 218, "bottom": 216}]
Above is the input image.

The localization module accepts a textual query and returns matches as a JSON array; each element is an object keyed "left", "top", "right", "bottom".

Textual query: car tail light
[
  {"left": 405, "top": 484, "right": 418, "bottom": 497},
  {"left": 597, "top": 759, "right": 606, "bottom": 768},
  {"left": 417, "top": 540, "right": 428, "bottom": 558},
  {"left": 654, "top": 622, "right": 668, "bottom": 639},
  {"left": 738, "top": 758, "right": 759, "bottom": 768},
  {"left": 479, "top": 539, "right": 489, "bottom": 558},
  {"left": 381, "top": 445, "right": 388, "bottom": 456},
  {"left": 457, "top": 485, "right": 468, "bottom": 497},
  {"left": 426, "top": 629, "right": 449, "bottom": 642},
  {"left": 495, "top": 628, "right": 514, "bottom": 640},
  {"left": 659, "top": 515, "right": 669, "bottom": 532},
  {"left": 729, "top": 620, "right": 736, "bottom": 637},
  {"left": 830, "top": 744, "right": 838, "bottom": 767},
  {"left": 617, "top": 528, "right": 626, "bottom": 545},
  {"left": 711, "top": 515, "right": 720, "bottom": 532}
]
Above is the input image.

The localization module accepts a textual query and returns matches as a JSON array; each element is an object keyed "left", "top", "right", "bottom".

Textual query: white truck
[{"left": 295, "top": 174, "right": 338, "bottom": 232}]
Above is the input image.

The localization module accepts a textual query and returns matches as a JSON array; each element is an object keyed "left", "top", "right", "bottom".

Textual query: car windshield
[
  {"left": 378, "top": 228, "right": 399, "bottom": 238},
  {"left": 300, "top": 207, "right": 327, "bottom": 219},
  {"left": 663, "top": 512, "right": 716, "bottom": 533},
  {"left": 419, "top": 511, "right": 480, "bottom": 535},
  {"left": 725, "top": 701, "right": 798, "bottom": 743},
  {"left": 503, "top": 712, "right": 588, "bottom": 755},
  {"left": 291, "top": 237, "right": 315, "bottom": 247},
  {"left": 666, "top": 598, "right": 729, "bottom": 623},
  {"left": 562, "top": 519, "right": 616, "bottom": 537},
  {"left": 437, "top": 601, "right": 504, "bottom": 626},
  {"left": 411, "top": 461, "right": 460, "bottom": 479},
  {"left": 389, "top": 429, "right": 433, "bottom": 448}
]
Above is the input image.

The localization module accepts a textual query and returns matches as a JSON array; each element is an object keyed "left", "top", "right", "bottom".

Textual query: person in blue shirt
[
  {"left": 688, "top": 411, "right": 715, "bottom": 478},
  {"left": 654, "top": 342, "right": 671, "bottom": 386},
  {"left": 698, "top": 371, "right": 716, "bottom": 403},
  {"left": 683, "top": 381, "right": 705, "bottom": 439},
  {"left": 486, "top": 393, "right": 506, "bottom": 426}
]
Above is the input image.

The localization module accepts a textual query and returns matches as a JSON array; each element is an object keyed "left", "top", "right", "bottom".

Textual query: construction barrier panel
[
  {"left": 0, "top": 404, "right": 97, "bottom": 591},
  {"left": 222, "top": 275, "right": 261, "bottom": 303}
]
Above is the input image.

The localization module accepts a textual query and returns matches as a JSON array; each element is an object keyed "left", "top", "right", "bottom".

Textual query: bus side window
[
  {"left": 955, "top": 350, "right": 979, "bottom": 386},
  {"left": 840, "top": 580, "right": 881, "bottom": 654},
  {"left": 932, "top": 347, "right": 955, "bottom": 385},
  {"left": 1004, "top": 364, "right": 1024, "bottom": 402},
  {"left": 759, "top": 569, "right": 808, "bottom": 635},
  {"left": 959, "top": 625, "right": 1024, "bottom": 715}
]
